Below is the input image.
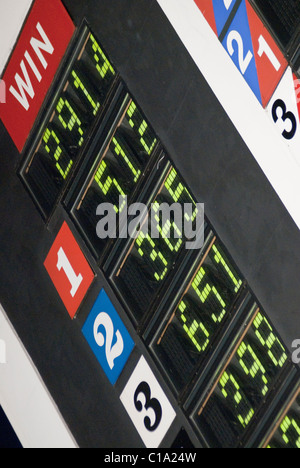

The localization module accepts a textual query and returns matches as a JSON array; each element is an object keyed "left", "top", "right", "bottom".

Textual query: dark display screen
[
  {"left": 252, "top": 0, "right": 300, "bottom": 48},
  {"left": 195, "top": 308, "right": 288, "bottom": 447},
  {"left": 153, "top": 236, "right": 243, "bottom": 393},
  {"left": 22, "top": 28, "right": 116, "bottom": 217},
  {"left": 112, "top": 165, "right": 199, "bottom": 324},
  {"left": 267, "top": 389, "right": 300, "bottom": 448},
  {"left": 72, "top": 97, "right": 158, "bottom": 257}
]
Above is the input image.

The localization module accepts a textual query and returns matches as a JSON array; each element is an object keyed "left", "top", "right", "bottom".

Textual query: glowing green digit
[
  {"left": 179, "top": 300, "right": 210, "bottom": 353},
  {"left": 94, "top": 160, "right": 126, "bottom": 213},
  {"left": 136, "top": 232, "right": 169, "bottom": 282},
  {"left": 164, "top": 168, "right": 185, "bottom": 203},
  {"left": 111, "top": 136, "right": 141, "bottom": 183},
  {"left": 152, "top": 200, "right": 183, "bottom": 253},
  {"left": 219, "top": 371, "right": 255, "bottom": 428},
  {"left": 192, "top": 267, "right": 226, "bottom": 323},
  {"left": 212, "top": 244, "right": 243, "bottom": 293},
  {"left": 56, "top": 97, "right": 84, "bottom": 147},
  {"left": 237, "top": 341, "right": 269, "bottom": 396},
  {"left": 253, "top": 312, "right": 287, "bottom": 368},
  {"left": 71, "top": 69, "right": 100, "bottom": 116},
  {"left": 43, "top": 127, "right": 73, "bottom": 180},
  {"left": 280, "top": 416, "right": 300, "bottom": 448},
  {"left": 127, "top": 101, "right": 157, "bottom": 155},
  {"left": 89, "top": 34, "right": 115, "bottom": 80},
  {"left": 178, "top": 244, "right": 242, "bottom": 354},
  {"left": 164, "top": 168, "right": 198, "bottom": 222}
]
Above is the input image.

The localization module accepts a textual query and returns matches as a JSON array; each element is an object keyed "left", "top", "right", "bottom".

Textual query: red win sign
[{"left": 0, "top": 0, "right": 75, "bottom": 152}]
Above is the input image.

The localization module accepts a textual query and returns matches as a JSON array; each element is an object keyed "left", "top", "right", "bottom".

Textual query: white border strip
[
  {"left": 0, "top": 305, "right": 77, "bottom": 448},
  {"left": 0, "top": 2, "right": 76, "bottom": 448},
  {"left": 0, "top": 0, "right": 34, "bottom": 75},
  {"left": 156, "top": 0, "right": 300, "bottom": 231}
]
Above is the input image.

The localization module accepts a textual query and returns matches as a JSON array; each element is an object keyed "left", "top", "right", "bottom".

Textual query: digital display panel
[
  {"left": 195, "top": 307, "right": 289, "bottom": 447},
  {"left": 22, "top": 28, "right": 117, "bottom": 217},
  {"left": 266, "top": 388, "right": 300, "bottom": 448},
  {"left": 152, "top": 235, "right": 244, "bottom": 394},
  {"left": 16, "top": 5, "right": 298, "bottom": 448},
  {"left": 71, "top": 97, "right": 158, "bottom": 258},
  {"left": 112, "top": 164, "right": 199, "bottom": 324}
]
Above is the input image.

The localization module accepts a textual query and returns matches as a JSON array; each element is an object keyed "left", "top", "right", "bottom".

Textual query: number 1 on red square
[{"left": 44, "top": 222, "right": 94, "bottom": 318}]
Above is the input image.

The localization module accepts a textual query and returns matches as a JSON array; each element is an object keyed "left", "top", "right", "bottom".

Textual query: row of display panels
[{"left": 19, "top": 23, "right": 300, "bottom": 448}]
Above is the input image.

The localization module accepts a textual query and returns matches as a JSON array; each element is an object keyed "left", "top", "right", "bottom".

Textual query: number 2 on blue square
[
  {"left": 221, "top": 0, "right": 262, "bottom": 104},
  {"left": 82, "top": 289, "right": 134, "bottom": 385}
]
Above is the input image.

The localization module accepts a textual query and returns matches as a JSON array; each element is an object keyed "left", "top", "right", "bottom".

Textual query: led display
[
  {"left": 72, "top": 97, "right": 158, "bottom": 257},
  {"left": 22, "top": 29, "right": 116, "bottom": 217},
  {"left": 195, "top": 308, "right": 288, "bottom": 447},
  {"left": 267, "top": 389, "right": 300, "bottom": 448},
  {"left": 153, "top": 236, "right": 243, "bottom": 393},
  {"left": 112, "top": 165, "right": 199, "bottom": 324},
  {"left": 17, "top": 11, "right": 297, "bottom": 449}
]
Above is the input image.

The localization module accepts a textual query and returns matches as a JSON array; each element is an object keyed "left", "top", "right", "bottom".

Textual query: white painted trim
[
  {"left": 0, "top": 2, "right": 77, "bottom": 447},
  {"left": 156, "top": 0, "right": 300, "bottom": 231},
  {"left": 0, "top": 306, "right": 77, "bottom": 448},
  {"left": 0, "top": 0, "right": 34, "bottom": 75}
]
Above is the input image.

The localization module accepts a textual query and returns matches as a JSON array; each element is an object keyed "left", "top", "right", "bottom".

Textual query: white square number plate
[{"left": 120, "top": 356, "right": 176, "bottom": 448}]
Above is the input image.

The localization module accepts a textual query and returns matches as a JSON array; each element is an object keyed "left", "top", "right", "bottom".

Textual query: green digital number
[
  {"left": 43, "top": 126, "right": 73, "bottom": 180},
  {"left": 253, "top": 312, "right": 287, "bottom": 368},
  {"left": 127, "top": 101, "right": 157, "bottom": 155},
  {"left": 93, "top": 134, "right": 143, "bottom": 213},
  {"left": 150, "top": 168, "right": 197, "bottom": 253},
  {"left": 279, "top": 415, "right": 300, "bottom": 448},
  {"left": 29, "top": 30, "right": 117, "bottom": 216},
  {"left": 164, "top": 168, "right": 192, "bottom": 203},
  {"left": 237, "top": 341, "right": 269, "bottom": 397},
  {"left": 135, "top": 170, "right": 191, "bottom": 282},
  {"left": 179, "top": 264, "right": 238, "bottom": 354},
  {"left": 94, "top": 160, "right": 126, "bottom": 213},
  {"left": 178, "top": 249, "right": 240, "bottom": 354},
  {"left": 192, "top": 266, "right": 227, "bottom": 323},
  {"left": 268, "top": 396, "right": 300, "bottom": 448},
  {"left": 111, "top": 136, "right": 142, "bottom": 184},
  {"left": 152, "top": 200, "right": 183, "bottom": 253},
  {"left": 56, "top": 97, "right": 85, "bottom": 148},
  {"left": 178, "top": 240, "right": 242, "bottom": 354},
  {"left": 179, "top": 300, "right": 210, "bottom": 353},
  {"left": 136, "top": 232, "right": 169, "bottom": 282},
  {"left": 71, "top": 68, "right": 101, "bottom": 116},
  {"left": 89, "top": 34, "right": 115, "bottom": 81},
  {"left": 189, "top": 243, "right": 242, "bottom": 324},
  {"left": 215, "top": 311, "right": 288, "bottom": 435},
  {"left": 219, "top": 370, "right": 255, "bottom": 428},
  {"left": 164, "top": 168, "right": 198, "bottom": 222},
  {"left": 212, "top": 244, "right": 243, "bottom": 294}
]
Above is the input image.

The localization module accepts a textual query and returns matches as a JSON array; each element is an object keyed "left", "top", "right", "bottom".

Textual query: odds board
[{"left": 1, "top": 0, "right": 300, "bottom": 448}]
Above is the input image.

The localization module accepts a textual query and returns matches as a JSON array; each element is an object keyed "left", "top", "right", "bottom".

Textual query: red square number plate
[{"left": 44, "top": 222, "right": 94, "bottom": 319}]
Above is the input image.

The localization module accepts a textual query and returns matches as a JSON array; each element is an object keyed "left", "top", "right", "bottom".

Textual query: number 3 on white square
[{"left": 120, "top": 356, "right": 176, "bottom": 448}]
